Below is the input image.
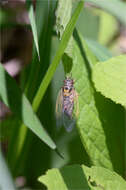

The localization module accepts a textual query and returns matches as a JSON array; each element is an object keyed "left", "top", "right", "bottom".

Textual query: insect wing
[
  {"left": 62, "top": 112, "right": 76, "bottom": 132},
  {"left": 62, "top": 89, "right": 78, "bottom": 132},
  {"left": 73, "top": 89, "right": 79, "bottom": 118},
  {"left": 55, "top": 89, "right": 63, "bottom": 127}
]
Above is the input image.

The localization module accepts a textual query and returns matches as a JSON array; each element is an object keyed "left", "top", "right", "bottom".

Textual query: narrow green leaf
[
  {"left": 0, "top": 64, "right": 56, "bottom": 149},
  {"left": 38, "top": 164, "right": 126, "bottom": 190},
  {"left": 32, "top": 1, "right": 84, "bottom": 112},
  {"left": 71, "top": 38, "right": 113, "bottom": 170},
  {"left": 92, "top": 55, "right": 126, "bottom": 107},
  {"left": 26, "top": 0, "right": 40, "bottom": 60},
  {"left": 85, "top": 38, "right": 112, "bottom": 61},
  {"left": 0, "top": 147, "right": 16, "bottom": 190},
  {"left": 85, "top": 0, "right": 126, "bottom": 26}
]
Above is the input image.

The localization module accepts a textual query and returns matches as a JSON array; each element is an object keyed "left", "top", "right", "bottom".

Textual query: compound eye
[{"left": 65, "top": 87, "right": 68, "bottom": 90}]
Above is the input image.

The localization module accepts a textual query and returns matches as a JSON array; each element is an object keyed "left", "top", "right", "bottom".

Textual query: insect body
[{"left": 56, "top": 76, "right": 79, "bottom": 132}]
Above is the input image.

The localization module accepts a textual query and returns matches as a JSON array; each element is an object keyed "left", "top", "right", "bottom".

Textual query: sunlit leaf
[
  {"left": 71, "top": 37, "right": 113, "bottom": 169},
  {"left": 92, "top": 55, "right": 126, "bottom": 107},
  {"left": 39, "top": 164, "right": 126, "bottom": 190}
]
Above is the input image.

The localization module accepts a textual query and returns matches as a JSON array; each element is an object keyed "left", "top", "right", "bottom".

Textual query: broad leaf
[
  {"left": 38, "top": 164, "right": 126, "bottom": 190},
  {"left": 92, "top": 55, "right": 126, "bottom": 107},
  {"left": 77, "top": 33, "right": 125, "bottom": 175},
  {"left": 71, "top": 38, "right": 113, "bottom": 170},
  {"left": 84, "top": 165, "right": 126, "bottom": 190},
  {"left": 39, "top": 165, "right": 90, "bottom": 190}
]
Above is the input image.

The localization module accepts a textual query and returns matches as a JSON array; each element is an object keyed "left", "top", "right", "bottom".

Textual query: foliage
[
  {"left": 0, "top": 0, "right": 126, "bottom": 189},
  {"left": 39, "top": 165, "right": 126, "bottom": 190}
]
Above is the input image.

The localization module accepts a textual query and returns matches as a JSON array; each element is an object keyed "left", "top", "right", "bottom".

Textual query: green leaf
[
  {"left": 84, "top": 165, "right": 126, "bottom": 190},
  {"left": 55, "top": 0, "right": 73, "bottom": 39},
  {"left": 71, "top": 37, "right": 113, "bottom": 170},
  {"left": 76, "top": 7, "right": 99, "bottom": 40},
  {"left": 5, "top": 1, "right": 57, "bottom": 176},
  {"left": 55, "top": 0, "right": 73, "bottom": 73},
  {"left": 85, "top": 0, "right": 126, "bottom": 26},
  {"left": 26, "top": 0, "right": 40, "bottom": 60},
  {"left": 77, "top": 33, "right": 125, "bottom": 175},
  {"left": 98, "top": 11, "right": 118, "bottom": 45},
  {"left": 92, "top": 55, "right": 126, "bottom": 107},
  {"left": 38, "top": 165, "right": 126, "bottom": 190},
  {"left": 85, "top": 38, "right": 112, "bottom": 61},
  {"left": 38, "top": 165, "right": 90, "bottom": 190},
  {"left": 0, "top": 64, "right": 56, "bottom": 149},
  {"left": 32, "top": 1, "right": 84, "bottom": 112},
  {"left": 0, "top": 147, "right": 16, "bottom": 190}
]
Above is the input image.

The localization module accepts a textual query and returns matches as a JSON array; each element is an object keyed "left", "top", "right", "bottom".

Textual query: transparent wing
[
  {"left": 55, "top": 89, "right": 63, "bottom": 128},
  {"left": 62, "top": 112, "right": 76, "bottom": 132},
  {"left": 62, "top": 89, "right": 78, "bottom": 132},
  {"left": 56, "top": 89, "right": 78, "bottom": 132}
]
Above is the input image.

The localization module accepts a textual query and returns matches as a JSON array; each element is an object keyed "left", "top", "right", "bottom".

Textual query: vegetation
[{"left": 0, "top": 0, "right": 126, "bottom": 189}]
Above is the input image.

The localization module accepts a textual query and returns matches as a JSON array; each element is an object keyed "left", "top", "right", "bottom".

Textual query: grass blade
[
  {"left": 0, "top": 64, "right": 56, "bottom": 149},
  {"left": 32, "top": 1, "right": 84, "bottom": 112},
  {"left": 26, "top": 0, "right": 40, "bottom": 60},
  {"left": 0, "top": 147, "right": 16, "bottom": 190}
]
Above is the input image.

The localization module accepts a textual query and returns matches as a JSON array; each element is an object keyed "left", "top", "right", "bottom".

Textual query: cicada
[{"left": 56, "top": 76, "right": 79, "bottom": 132}]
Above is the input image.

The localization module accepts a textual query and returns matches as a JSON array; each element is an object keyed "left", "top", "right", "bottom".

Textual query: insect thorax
[{"left": 62, "top": 77, "right": 74, "bottom": 94}]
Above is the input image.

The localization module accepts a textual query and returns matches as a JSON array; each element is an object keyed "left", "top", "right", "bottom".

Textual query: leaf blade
[
  {"left": 26, "top": 0, "right": 40, "bottom": 60},
  {"left": 0, "top": 147, "right": 16, "bottom": 190},
  {"left": 92, "top": 55, "right": 126, "bottom": 107},
  {"left": 71, "top": 38, "right": 113, "bottom": 170},
  {"left": 0, "top": 64, "right": 56, "bottom": 149},
  {"left": 38, "top": 164, "right": 126, "bottom": 190},
  {"left": 32, "top": 1, "right": 84, "bottom": 112},
  {"left": 85, "top": 0, "right": 126, "bottom": 26}
]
